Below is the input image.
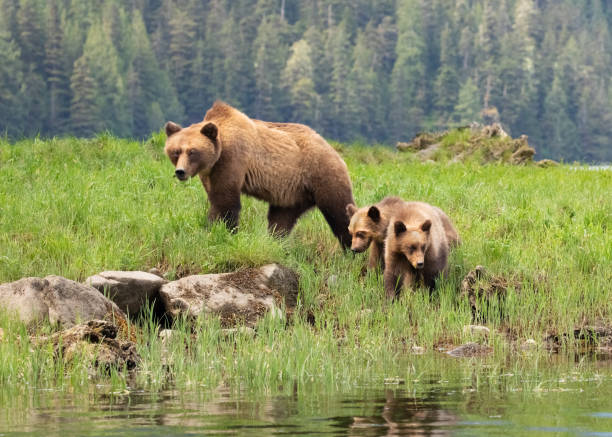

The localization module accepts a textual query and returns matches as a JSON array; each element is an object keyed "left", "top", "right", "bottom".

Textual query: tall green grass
[{"left": 0, "top": 134, "right": 610, "bottom": 396}]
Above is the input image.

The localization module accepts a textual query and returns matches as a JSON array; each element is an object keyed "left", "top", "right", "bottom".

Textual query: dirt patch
[
  {"left": 216, "top": 301, "right": 269, "bottom": 328},
  {"left": 33, "top": 320, "right": 140, "bottom": 372},
  {"left": 460, "top": 265, "right": 523, "bottom": 322},
  {"left": 219, "top": 266, "right": 299, "bottom": 310},
  {"left": 545, "top": 326, "right": 612, "bottom": 352}
]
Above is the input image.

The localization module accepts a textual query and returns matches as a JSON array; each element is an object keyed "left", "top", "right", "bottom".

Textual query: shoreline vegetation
[{"left": 0, "top": 130, "right": 611, "bottom": 398}]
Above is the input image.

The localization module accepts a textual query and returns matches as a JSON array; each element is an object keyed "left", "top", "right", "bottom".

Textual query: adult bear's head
[{"left": 164, "top": 121, "right": 221, "bottom": 181}]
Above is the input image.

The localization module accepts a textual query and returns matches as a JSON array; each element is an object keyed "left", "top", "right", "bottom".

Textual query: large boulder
[
  {"left": 159, "top": 264, "right": 299, "bottom": 327},
  {"left": 33, "top": 320, "right": 140, "bottom": 371},
  {"left": 85, "top": 271, "right": 167, "bottom": 315},
  {"left": 0, "top": 275, "right": 125, "bottom": 327}
]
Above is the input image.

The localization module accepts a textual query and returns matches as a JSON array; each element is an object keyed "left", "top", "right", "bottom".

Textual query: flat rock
[
  {"left": 447, "top": 342, "right": 492, "bottom": 358},
  {"left": 0, "top": 275, "right": 126, "bottom": 328},
  {"left": 521, "top": 339, "right": 538, "bottom": 350},
  {"left": 159, "top": 264, "right": 299, "bottom": 327},
  {"left": 85, "top": 271, "right": 167, "bottom": 315},
  {"left": 33, "top": 320, "right": 140, "bottom": 371},
  {"left": 463, "top": 325, "right": 490, "bottom": 337}
]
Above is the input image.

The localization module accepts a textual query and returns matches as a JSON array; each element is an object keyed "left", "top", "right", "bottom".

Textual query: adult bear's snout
[{"left": 175, "top": 169, "right": 187, "bottom": 180}]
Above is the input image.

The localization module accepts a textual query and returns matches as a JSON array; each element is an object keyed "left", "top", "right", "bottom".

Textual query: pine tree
[
  {"left": 390, "top": 0, "right": 426, "bottom": 140},
  {"left": 0, "top": 28, "right": 25, "bottom": 136},
  {"left": 69, "top": 55, "right": 100, "bottom": 136},
  {"left": 453, "top": 78, "right": 481, "bottom": 125},
  {"left": 16, "top": 0, "right": 46, "bottom": 72},
  {"left": 541, "top": 71, "right": 578, "bottom": 160},
  {"left": 326, "top": 19, "right": 354, "bottom": 140},
  {"left": 127, "top": 11, "right": 183, "bottom": 137},
  {"left": 81, "top": 21, "right": 128, "bottom": 135},
  {"left": 253, "top": 14, "right": 289, "bottom": 121},
  {"left": 282, "top": 39, "right": 319, "bottom": 126},
  {"left": 45, "top": 0, "right": 70, "bottom": 134},
  {"left": 167, "top": 5, "right": 197, "bottom": 112}
]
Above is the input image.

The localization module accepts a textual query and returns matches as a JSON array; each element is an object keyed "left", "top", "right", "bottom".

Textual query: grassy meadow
[{"left": 0, "top": 133, "right": 611, "bottom": 397}]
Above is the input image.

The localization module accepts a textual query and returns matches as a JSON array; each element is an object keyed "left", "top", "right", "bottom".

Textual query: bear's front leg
[
  {"left": 383, "top": 268, "right": 401, "bottom": 300},
  {"left": 208, "top": 188, "right": 242, "bottom": 232},
  {"left": 402, "top": 271, "right": 416, "bottom": 291},
  {"left": 368, "top": 241, "right": 385, "bottom": 272}
]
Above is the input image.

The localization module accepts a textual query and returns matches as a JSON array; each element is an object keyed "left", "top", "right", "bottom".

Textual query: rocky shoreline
[{"left": 0, "top": 264, "right": 610, "bottom": 371}]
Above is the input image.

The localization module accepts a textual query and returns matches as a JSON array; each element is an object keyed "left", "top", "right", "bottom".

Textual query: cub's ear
[
  {"left": 346, "top": 204, "right": 358, "bottom": 218},
  {"left": 201, "top": 122, "right": 218, "bottom": 141},
  {"left": 394, "top": 221, "right": 407, "bottom": 236},
  {"left": 421, "top": 220, "right": 432, "bottom": 233},
  {"left": 165, "top": 121, "right": 181, "bottom": 137},
  {"left": 367, "top": 206, "right": 380, "bottom": 222}
]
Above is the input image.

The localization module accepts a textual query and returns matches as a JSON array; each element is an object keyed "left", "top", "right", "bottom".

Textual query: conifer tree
[
  {"left": 69, "top": 56, "right": 100, "bottom": 136},
  {"left": 45, "top": 0, "right": 70, "bottom": 134}
]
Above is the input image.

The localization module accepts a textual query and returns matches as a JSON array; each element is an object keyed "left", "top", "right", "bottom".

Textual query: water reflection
[
  {"left": 343, "top": 389, "right": 459, "bottom": 436},
  {"left": 2, "top": 354, "right": 611, "bottom": 436}
]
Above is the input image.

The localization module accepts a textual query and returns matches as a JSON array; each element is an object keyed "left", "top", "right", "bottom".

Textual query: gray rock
[
  {"left": 85, "top": 271, "right": 167, "bottom": 315},
  {"left": 447, "top": 342, "right": 492, "bottom": 358},
  {"left": 159, "top": 263, "right": 298, "bottom": 327},
  {"left": 0, "top": 275, "right": 125, "bottom": 328}
]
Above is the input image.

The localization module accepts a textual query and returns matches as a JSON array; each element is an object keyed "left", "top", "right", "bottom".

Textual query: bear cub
[
  {"left": 383, "top": 201, "right": 459, "bottom": 299},
  {"left": 346, "top": 196, "right": 405, "bottom": 271}
]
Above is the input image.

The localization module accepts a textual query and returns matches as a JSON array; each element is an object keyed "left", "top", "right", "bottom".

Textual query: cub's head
[
  {"left": 391, "top": 219, "right": 432, "bottom": 269},
  {"left": 346, "top": 204, "right": 385, "bottom": 253},
  {"left": 164, "top": 121, "right": 221, "bottom": 181}
]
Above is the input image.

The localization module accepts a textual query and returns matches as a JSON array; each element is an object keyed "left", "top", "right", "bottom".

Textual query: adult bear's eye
[{"left": 188, "top": 149, "right": 197, "bottom": 157}]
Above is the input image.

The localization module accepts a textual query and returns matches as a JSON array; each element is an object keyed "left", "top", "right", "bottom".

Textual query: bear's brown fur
[
  {"left": 164, "top": 101, "right": 355, "bottom": 248},
  {"left": 383, "top": 201, "right": 458, "bottom": 299},
  {"left": 346, "top": 196, "right": 405, "bottom": 271}
]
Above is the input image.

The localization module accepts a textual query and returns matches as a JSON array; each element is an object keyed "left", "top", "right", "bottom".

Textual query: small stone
[
  {"left": 447, "top": 342, "right": 492, "bottom": 358},
  {"left": 360, "top": 309, "right": 373, "bottom": 318},
  {"left": 521, "top": 339, "right": 538, "bottom": 350},
  {"left": 327, "top": 275, "right": 338, "bottom": 286},
  {"left": 463, "top": 325, "right": 490, "bottom": 337},
  {"left": 221, "top": 327, "right": 256, "bottom": 338},
  {"left": 148, "top": 268, "right": 163, "bottom": 277},
  {"left": 411, "top": 345, "right": 425, "bottom": 354},
  {"left": 158, "top": 329, "right": 177, "bottom": 344}
]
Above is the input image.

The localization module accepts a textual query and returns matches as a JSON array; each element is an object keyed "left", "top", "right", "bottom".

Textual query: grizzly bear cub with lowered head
[
  {"left": 383, "top": 201, "right": 459, "bottom": 299},
  {"left": 346, "top": 196, "right": 405, "bottom": 271},
  {"left": 164, "top": 101, "right": 355, "bottom": 248}
]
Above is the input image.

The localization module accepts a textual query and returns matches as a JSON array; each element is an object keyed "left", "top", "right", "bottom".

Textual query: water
[{"left": 1, "top": 354, "right": 611, "bottom": 436}]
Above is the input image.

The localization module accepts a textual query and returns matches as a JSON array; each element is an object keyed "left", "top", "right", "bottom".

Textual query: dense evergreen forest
[{"left": 1, "top": 0, "right": 611, "bottom": 162}]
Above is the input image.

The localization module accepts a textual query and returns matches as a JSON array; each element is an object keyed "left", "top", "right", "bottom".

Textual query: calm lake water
[{"left": 1, "top": 353, "right": 611, "bottom": 436}]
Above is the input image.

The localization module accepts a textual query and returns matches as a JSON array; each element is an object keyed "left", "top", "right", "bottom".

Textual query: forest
[{"left": 1, "top": 0, "right": 611, "bottom": 162}]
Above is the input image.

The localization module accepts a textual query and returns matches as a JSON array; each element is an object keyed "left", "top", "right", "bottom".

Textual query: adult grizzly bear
[{"left": 164, "top": 101, "right": 355, "bottom": 248}]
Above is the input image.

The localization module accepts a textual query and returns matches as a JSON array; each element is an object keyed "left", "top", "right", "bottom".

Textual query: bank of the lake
[{"left": 0, "top": 134, "right": 610, "bottom": 399}]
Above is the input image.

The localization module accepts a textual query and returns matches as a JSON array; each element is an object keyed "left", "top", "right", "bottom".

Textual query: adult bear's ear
[
  {"left": 394, "top": 221, "right": 406, "bottom": 236},
  {"left": 346, "top": 204, "right": 358, "bottom": 218},
  {"left": 165, "top": 121, "right": 181, "bottom": 137},
  {"left": 421, "top": 220, "right": 432, "bottom": 233},
  {"left": 367, "top": 206, "right": 380, "bottom": 222},
  {"left": 201, "top": 122, "right": 218, "bottom": 141}
]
